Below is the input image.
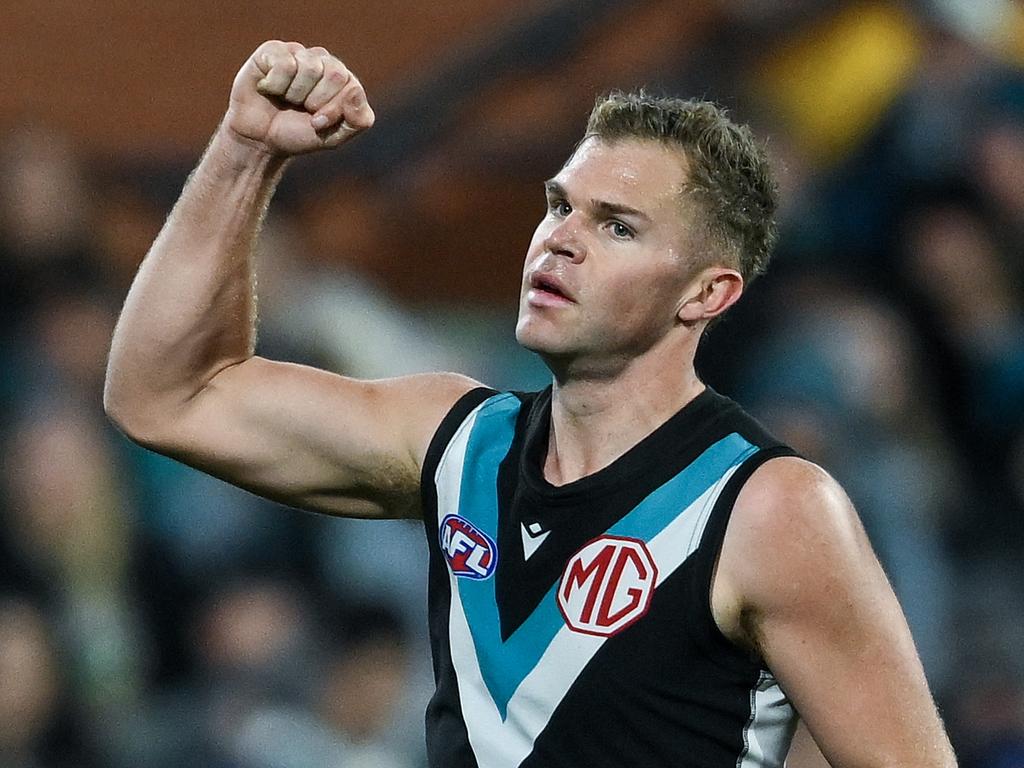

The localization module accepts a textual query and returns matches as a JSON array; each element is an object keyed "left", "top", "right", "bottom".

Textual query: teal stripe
[
  {"left": 452, "top": 394, "right": 522, "bottom": 719},
  {"left": 606, "top": 433, "right": 758, "bottom": 541}
]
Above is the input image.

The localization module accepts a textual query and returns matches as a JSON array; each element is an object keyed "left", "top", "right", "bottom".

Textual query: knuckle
[
  {"left": 346, "top": 82, "right": 366, "bottom": 107},
  {"left": 255, "top": 41, "right": 287, "bottom": 70},
  {"left": 326, "top": 67, "right": 348, "bottom": 85},
  {"left": 346, "top": 104, "right": 373, "bottom": 130},
  {"left": 297, "top": 51, "right": 324, "bottom": 76},
  {"left": 258, "top": 39, "right": 285, "bottom": 54}
]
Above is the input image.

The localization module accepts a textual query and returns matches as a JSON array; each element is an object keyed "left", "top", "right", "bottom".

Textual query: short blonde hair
[{"left": 584, "top": 91, "right": 779, "bottom": 284}]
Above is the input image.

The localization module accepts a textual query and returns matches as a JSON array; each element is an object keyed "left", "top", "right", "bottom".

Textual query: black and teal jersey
[{"left": 421, "top": 385, "right": 800, "bottom": 768}]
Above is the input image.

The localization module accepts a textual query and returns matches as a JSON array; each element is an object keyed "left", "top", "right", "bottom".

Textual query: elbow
[
  {"left": 102, "top": 371, "right": 128, "bottom": 430},
  {"left": 103, "top": 375, "right": 167, "bottom": 449},
  {"left": 102, "top": 381, "right": 144, "bottom": 443},
  {"left": 104, "top": 401, "right": 174, "bottom": 453},
  {"left": 103, "top": 362, "right": 134, "bottom": 431}
]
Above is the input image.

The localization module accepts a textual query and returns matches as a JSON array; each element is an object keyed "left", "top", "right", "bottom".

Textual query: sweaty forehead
[{"left": 555, "top": 137, "right": 690, "bottom": 201}]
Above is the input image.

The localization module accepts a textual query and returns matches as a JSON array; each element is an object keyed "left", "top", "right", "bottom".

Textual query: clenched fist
[{"left": 225, "top": 41, "right": 375, "bottom": 156}]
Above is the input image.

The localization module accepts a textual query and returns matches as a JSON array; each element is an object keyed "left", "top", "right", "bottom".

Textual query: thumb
[{"left": 317, "top": 119, "right": 366, "bottom": 148}]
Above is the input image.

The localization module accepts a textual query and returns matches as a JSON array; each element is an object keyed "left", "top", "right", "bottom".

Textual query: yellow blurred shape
[
  {"left": 756, "top": 1, "right": 923, "bottom": 165},
  {"left": 998, "top": 2, "right": 1024, "bottom": 66}
]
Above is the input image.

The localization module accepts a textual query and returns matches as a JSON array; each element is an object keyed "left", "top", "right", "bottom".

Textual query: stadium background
[{"left": 1, "top": 0, "right": 1022, "bottom": 765}]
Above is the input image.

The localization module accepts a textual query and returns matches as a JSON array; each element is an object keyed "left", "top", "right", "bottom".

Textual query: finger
[
  {"left": 283, "top": 47, "right": 325, "bottom": 105},
  {"left": 254, "top": 43, "right": 298, "bottom": 97},
  {"left": 251, "top": 39, "right": 288, "bottom": 75},
  {"left": 310, "top": 75, "right": 374, "bottom": 132},
  {"left": 317, "top": 121, "right": 361, "bottom": 148},
  {"left": 304, "top": 55, "right": 351, "bottom": 114}
]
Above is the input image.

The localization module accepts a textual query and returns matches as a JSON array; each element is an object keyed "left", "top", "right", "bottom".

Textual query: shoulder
[
  {"left": 730, "top": 456, "right": 865, "bottom": 559},
  {"left": 372, "top": 370, "right": 486, "bottom": 404},
  {"left": 732, "top": 455, "right": 854, "bottom": 537},
  {"left": 387, "top": 369, "right": 490, "bottom": 431},
  {"left": 715, "top": 455, "right": 878, "bottom": 647},
  {"left": 408, "top": 374, "right": 521, "bottom": 467}
]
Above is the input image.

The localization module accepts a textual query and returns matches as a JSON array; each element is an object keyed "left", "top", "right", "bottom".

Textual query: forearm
[{"left": 104, "top": 126, "right": 287, "bottom": 433}]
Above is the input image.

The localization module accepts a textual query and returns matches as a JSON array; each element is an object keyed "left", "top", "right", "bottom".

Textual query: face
[{"left": 515, "top": 137, "right": 698, "bottom": 374}]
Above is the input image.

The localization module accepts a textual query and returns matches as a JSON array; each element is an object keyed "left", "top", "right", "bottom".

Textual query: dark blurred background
[{"left": 1, "top": 1, "right": 1022, "bottom": 766}]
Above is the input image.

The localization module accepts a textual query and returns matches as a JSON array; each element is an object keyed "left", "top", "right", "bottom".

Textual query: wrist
[{"left": 210, "top": 122, "right": 290, "bottom": 175}]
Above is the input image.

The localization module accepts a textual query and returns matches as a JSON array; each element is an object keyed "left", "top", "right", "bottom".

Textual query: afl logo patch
[
  {"left": 440, "top": 514, "right": 498, "bottom": 580},
  {"left": 558, "top": 535, "right": 658, "bottom": 637}
]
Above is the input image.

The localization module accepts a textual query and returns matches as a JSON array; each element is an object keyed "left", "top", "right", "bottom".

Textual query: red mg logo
[{"left": 557, "top": 535, "right": 658, "bottom": 637}]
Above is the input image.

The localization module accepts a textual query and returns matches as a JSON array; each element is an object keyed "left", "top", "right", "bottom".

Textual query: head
[{"left": 515, "top": 91, "right": 778, "bottom": 378}]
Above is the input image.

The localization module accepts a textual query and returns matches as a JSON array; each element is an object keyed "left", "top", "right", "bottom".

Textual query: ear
[{"left": 676, "top": 267, "right": 745, "bottom": 325}]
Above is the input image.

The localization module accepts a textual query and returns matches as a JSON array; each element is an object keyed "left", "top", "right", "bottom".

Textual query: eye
[
  {"left": 549, "top": 199, "right": 572, "bottom": 217},
  {"left": 609, "top": 221, "right": 635, "bottom": 240}
]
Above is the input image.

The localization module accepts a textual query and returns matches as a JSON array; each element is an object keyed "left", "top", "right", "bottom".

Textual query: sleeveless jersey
[{"left": 420, "top": 385, "right": 800, "bottom": 768}]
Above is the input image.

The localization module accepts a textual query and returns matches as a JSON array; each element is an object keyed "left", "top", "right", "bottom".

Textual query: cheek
[
  {"left": 603, "top": 267, "right": 682, "bottom": 326},
  {"left": 524, "top": 219, "right": 554, "bottom": 263}
]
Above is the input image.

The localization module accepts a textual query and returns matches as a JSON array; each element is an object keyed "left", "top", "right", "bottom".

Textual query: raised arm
[
  {"left": 714, "top": 458, "right": 957, "bottom": 767},
  {"left": 104, "top": 41, "right": 479, "bottom": 519}
]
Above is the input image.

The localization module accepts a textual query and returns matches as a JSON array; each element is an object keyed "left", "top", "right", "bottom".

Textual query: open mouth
[{"left": 530, "top": 274, "right": 573, "bottom": 302}]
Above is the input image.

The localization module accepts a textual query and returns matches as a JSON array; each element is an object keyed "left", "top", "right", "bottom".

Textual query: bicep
[
  {"left": 143, "top": 356, "right": 480, "bottom": 519},
  {"left": 723, "top": 459, "right": 956, "bottom": 768}
]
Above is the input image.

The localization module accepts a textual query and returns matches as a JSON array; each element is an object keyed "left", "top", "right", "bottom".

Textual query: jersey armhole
[
  {"left": 419, "top": 386, "right": 498, "bottom": 525},
  {"left": 691, "top": 445, "right": 800, "bottom": 667}
]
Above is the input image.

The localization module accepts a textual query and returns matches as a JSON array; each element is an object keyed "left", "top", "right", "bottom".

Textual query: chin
[
  {"left": 516, "top": 325, "right": 579, "bottom": 364},
  {"left": 514, "top": 323, "right": 544, "bottom": 353},
  {"left": 516, "top": 320, "right": 557, "bottom": 355},
  {"left": 517, "top": 303, "right": 593, "bottom": 358}
]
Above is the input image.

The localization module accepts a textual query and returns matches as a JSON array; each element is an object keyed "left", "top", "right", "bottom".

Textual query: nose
[{"left": 543, "top": 213, "right": 587, "bottom": 264}]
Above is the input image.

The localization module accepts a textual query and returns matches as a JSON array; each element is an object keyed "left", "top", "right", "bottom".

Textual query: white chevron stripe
[
  {"left": 435, "top": 437, "right": 752, "bottom": 767},
  {"left": 433, "top": 402, "right": 483, "bottom": 523}
]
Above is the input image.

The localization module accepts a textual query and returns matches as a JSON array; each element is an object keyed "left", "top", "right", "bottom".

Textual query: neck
[{"left": 543, "top": 343, "right": 705, "bottom": 486}]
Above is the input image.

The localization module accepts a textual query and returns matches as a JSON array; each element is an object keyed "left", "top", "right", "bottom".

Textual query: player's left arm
[{"left": 715, "top": 456, "right": 957, "bottom": 768}]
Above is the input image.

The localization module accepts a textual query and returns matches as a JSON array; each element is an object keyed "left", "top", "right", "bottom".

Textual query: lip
[
  {"left": 527, "top": 272, "right": 576, "bottom": 304},
  {"left": 526, "top": 288, "right": 575, "bottom": 308}
]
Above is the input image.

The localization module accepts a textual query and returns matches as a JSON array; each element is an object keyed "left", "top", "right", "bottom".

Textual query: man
[{"left": 105, "top": 41, "right": 957, "bottom": 767}]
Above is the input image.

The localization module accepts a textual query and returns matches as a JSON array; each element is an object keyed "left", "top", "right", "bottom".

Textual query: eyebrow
[{"left": 544, "top": 180, "right": 652, "bottom": 223}]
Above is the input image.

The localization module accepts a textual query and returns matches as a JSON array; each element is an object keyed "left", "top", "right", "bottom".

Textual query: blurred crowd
[{"left": 1, "top": 1, "right": 1023, "bottom": 767}]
